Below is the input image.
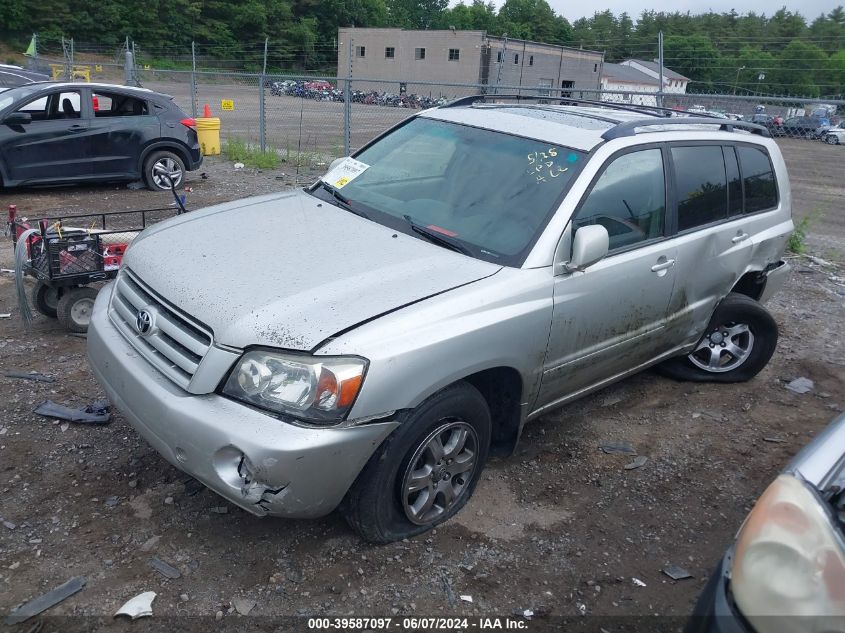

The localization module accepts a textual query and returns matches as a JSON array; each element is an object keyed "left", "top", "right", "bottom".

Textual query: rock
[
  {"left": 128, "top": 480, "right": 138, "bottom": 489},
  {"left": 140, "top": 536, "right": 160, "bottom": 552},
  {"left": 785, "top": 377, "right": 814, "bottom": 394},
  {"left": 624, "top": 456, "right": 648, "bottom": 470},
  {"left": 104, "top": 496, "right": 119, "bottom": 508},
  {"left": 164, "top": 496, "right": 174, "bottom": 505},
  {"left": 215, "top": 611, "right": 223, "bottom": 621},
  {"left": 150, "top": 557, "right": 181, "bottom": 579},
  {"left": 233, "top": 598, "right": 256, "bottom": 615},
  {"left": 662, "top": 565, "right": 693, "bottom": 580}
]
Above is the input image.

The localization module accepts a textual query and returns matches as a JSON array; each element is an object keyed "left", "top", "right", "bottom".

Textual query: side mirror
[
  {"left": 563, "top": 225, "right": 609, "bottom": 273},
  {"left": 4, "top": 112, "right": 31, "bottom": 125},
  {"left": 327, "top": 156, "right": 348, "bottom": 172}
]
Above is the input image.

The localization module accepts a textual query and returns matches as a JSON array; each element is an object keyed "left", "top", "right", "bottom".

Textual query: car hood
[{"left": 123, "top": 190, "right": 501, "bottom": 350}]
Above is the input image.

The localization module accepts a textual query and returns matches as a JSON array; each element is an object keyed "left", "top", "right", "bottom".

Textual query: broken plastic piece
[
  {"left": 114, "top": 591, "right": 156, "bottom": 619},
  {"left": 4, "top": 371, "right": 55, "bottom": 383},
  {"left": 460, "top": 595, "right": 473, "bottom": 603},
  {"left": 600, "top": 442, "right": 636, "bottom": 455},
  {"left": 34, "top": 400, "right": 111, "bottom": 424},
  {"left": 233, "top": 598, "right": 256, "bottom": 615},
  {"left": 662, "top": 564, "right": 693, "bottom": 580},
  {"left": 624, "top": 456, "right": 648, "bottom": 470},
  {"left": 4, "top": 576, "right": 86, "bottom": 624},
  {"left": 785, "top": 377, "right": 814, "bottom": 394},
  {"left": 632, "top": 577, "right": 647, "bottom": 587},
  {"left": 150, "top": 557, "right": 181, "bottom": 579}
]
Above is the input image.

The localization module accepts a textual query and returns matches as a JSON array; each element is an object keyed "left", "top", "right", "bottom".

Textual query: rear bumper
[
  {"left": 685, "top": 551, "right": 754, "bottom": 633},
  {"left": 186, "top": 147, "right": 203, "bottom": 171},
  {"left": 87, "top": 284, "right": 397, "bottom": 518}
]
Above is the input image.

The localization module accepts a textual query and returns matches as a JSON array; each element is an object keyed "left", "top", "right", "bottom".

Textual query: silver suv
[{"left": 87, "top": 99, "right": 793, "bottom": 543}]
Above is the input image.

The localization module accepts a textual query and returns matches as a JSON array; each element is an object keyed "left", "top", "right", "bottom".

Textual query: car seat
[{"left": 61, "top": 98, "right": 78, "bottom": 118}]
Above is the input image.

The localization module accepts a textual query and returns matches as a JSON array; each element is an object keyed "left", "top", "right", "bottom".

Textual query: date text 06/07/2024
[{"left": 307, "top": 617, "right": 530, "bottom": 630}]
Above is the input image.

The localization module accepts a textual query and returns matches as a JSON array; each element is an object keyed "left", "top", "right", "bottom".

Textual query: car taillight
[{"left": 180, "top": 118, "right": 196, "bottom": 129}]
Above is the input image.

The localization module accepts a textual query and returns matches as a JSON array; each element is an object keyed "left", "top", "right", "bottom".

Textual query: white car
[{"left": 823, "top": 122, "right": 845, "bottom": 145}]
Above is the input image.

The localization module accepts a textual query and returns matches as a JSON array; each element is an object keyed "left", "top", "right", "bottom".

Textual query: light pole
[{"left": 733, "top": 66, "right": 746, "bottom": 95}]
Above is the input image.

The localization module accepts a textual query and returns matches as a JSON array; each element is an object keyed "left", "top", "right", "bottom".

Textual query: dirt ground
[{"left": 0, "top": 141, "right": 843, "bottom": 630}]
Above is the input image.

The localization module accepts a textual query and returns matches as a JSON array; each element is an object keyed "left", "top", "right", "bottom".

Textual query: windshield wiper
[
  {"left": 315, "top": 181, "right": 368, "bottom": 219},
  {"left": 403, "top": 215, "right": 471, "bottom": 256}
]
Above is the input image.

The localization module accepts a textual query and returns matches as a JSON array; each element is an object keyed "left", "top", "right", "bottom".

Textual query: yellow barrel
[{"left": 195, "top": 117, "right": 221, "bottom": 156}]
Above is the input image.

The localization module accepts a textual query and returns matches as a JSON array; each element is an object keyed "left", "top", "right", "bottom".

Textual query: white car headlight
[
  {"left": 222, "top": 350, "right": 367, "bottom": 424},
  {"left": 731, "top": 474, "right": 845, "bottom": 632}
]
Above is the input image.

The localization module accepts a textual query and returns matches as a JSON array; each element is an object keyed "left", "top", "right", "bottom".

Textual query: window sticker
[
  {"left": 322, "top": 157, "right": 370, "bottom": 189},
  {"left": 526, "top": 147, "right": 569, "bottom": 184}
]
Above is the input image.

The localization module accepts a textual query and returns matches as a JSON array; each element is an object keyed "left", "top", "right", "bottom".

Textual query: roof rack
[{"left": 601, "top": 118, "right": 770, "bottom": 140}]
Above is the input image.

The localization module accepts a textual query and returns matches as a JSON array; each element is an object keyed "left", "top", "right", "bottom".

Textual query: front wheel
[
  {"left": 342, "top": 382, "right": 491, "bottom": 543},
  {"left": 57, "top": 286, "right": 99, "bottom": 333},
  {"left": 658, "top": 293, "right": 778, "bottom": 383},
  {"left": 826, "top": 135, "right": 840, "bottom": 145}
]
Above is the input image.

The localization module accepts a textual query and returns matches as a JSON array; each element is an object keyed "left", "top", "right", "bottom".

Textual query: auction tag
[{"left": 322, "top": 157, "right": 369, "bottom": 189}]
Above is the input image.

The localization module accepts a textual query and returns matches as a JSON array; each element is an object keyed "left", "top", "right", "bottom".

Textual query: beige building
[{"left": 337, "top": 28, "right": 604, "bottom": 98}]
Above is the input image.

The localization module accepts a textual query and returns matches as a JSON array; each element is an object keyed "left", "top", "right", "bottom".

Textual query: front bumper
[
  {"left": 87, "top": 285, "right": 397, "bottom": 518},
  {"left": 685, "top": 551, "right": 754, "bottom": 633}
]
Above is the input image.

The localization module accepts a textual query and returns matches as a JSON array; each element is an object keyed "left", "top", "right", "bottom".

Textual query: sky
[{"left": 484, "top": 0, "right": 836, "bottom": 21}]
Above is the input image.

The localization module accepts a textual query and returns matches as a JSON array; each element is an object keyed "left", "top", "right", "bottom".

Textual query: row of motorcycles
[{"left": 267, "top": 80, "right": 449, "bottom": 109}]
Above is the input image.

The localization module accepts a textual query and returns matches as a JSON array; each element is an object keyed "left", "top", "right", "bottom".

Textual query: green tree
[{"left": 663, "top": 34, "right": 720, "bottom": 84}]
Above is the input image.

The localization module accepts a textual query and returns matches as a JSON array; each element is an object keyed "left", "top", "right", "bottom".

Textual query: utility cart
[{"left": 7, "top": 205, "right": 185, "bottom": 332}]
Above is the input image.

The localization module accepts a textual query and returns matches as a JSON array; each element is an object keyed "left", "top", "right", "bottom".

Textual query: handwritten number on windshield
[{"left": 527, "top": 148, "right": 568, "bottom": 184}]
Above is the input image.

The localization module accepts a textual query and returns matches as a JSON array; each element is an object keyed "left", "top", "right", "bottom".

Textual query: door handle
[
  {"left": 651, "top": 258, "right": 676, "bottom": 272},
  {"left": 732, "top": 232, "right": 750, "bottom": 244}
]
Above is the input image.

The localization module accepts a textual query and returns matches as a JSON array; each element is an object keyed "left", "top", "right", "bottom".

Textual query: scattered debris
[
  {"left": 440, "top": 571, "right": 457, "bottom": 607},
  {"left": 763, "top": 437, "right": 787, "bottom": 443},
  {"left": 67, "top": 332, "right": 87, "bottom": 339},
  {"left": 806, "top": 255, "right": 832, "bottom": 267},
  {"left": 624, "top": 456, "right": 648, "bottom": 470},
  {"left": 600, "top": 442, "right": 637, "bottom": 456},
  {"left": 233, "top": 598, "right": 256, "bottom": 615},
  {"left": 4, "top": 576, "right": 86, "bottom": 625},
  {"left": 4, "top": 371, "right": 55, "bottom": 383},
  {"left": 234, "top": 162, "right": 245, "bottom": 170},
  {"left": 183, "top": 478, "right": 205, "bottom": 496},
  {"left": 2, "top": 519, "right": 16, "bottom": 530},
  {"left": 34, "top": 400, "right": 111, "bottom": 424},
  {"left": 632, "top": 577, "right": 647, "bottom": 587},
  {"left": 126, "top": 181, "right": 146, "bottom": 190},
  {"left": 460, "top": 595, "right": 473, "bottom": 603},
  {"left": 0, "top": 313, "right": 10, "bottom": 319},
  {"left": 114, "top": 591, "right": 156, "bottom": 619},
  {"left": 150, "top": 557, "right": 181, "bottom": 579},
  {"left": 104, "top": 496, "right": 120, "bottom": 508},
  {"left": 1, "top": 268, "right": 14, "bottom": 274},
  {"left": 785, "top": 377, "right": 814, "bottom": 394},
  {"left": 210, "top": 506, "right": 229, "bottom": 514},
  {"left": 521, "top": 609, "right": 534, "bottom": 619},
  {"left": 662, "top": 565, "right": 693, "bottom": 580}
]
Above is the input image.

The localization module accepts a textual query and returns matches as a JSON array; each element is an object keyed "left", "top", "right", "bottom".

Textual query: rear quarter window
[
  {"left": 737, "top": 146, "right": 778, "bottom": 213},
  {"left": 672, "top": 145, "right": 728, "bottom": 231}
]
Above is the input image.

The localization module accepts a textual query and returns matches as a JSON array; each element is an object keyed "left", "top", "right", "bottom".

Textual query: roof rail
[
  {"left": 441, "top": 94, "right": 535, "bottom": 108},
  {"left": 601, "top": 118, "right": 770, "bottom": 140}
]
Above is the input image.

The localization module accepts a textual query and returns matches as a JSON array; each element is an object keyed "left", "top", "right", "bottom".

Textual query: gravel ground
[{"left": 0, "top": 147, "right": 843, "bottom": 631}]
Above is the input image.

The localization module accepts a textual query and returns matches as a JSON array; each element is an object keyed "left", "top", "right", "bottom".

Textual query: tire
[
  {"left": 658, "top": 293, "right": 778, "bottom": 383},
  {"left": 826, "top": 135, "right": 840, "bottom": 145},
  {"left": 342, "top": 381, "right": 491, "bottom": 543},
  {"left": 143, "top": 150, "right": 186, "bottom": 191},
  {"left": 57, "top": 286, "right": 99, "bottom": 333},
  {"left": 32, "top": 282, "right": 59, "bottom": 318}
]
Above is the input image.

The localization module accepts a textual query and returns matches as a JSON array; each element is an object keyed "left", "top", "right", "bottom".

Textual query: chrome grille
[{"left": 109, "top": 269, "right": 212, "bottom": 389}]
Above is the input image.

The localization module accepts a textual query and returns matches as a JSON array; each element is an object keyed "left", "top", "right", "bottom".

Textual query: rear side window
[
  {"left": 92, "top": 92, "right": 148, "bottom": 117},
  {"left": 573, "top": 148, "right": 665, "bottom": 251},
  {"left": 672, "top": 145, "right": 727, "bottom": 231},
  {"left": 737, "top": 146, "right": 777, "bottom": 213}
]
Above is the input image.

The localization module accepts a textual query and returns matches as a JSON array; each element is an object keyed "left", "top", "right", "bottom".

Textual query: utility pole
[
  {"left": 190, "top": 41, "right": 197, "bottom": 117},
  {"left": 733, "top": 66, "right": 746, "bottom": 95},
  {"left": 494, "top": 34, "right": 508, "bottom": 95},
  {"left": 343, "top": 38, "right": 352, "bottom": 156},
  {"left": 259, "top": 37, "right": 269, "bottom": 152},
  {"left": 657, "top": 31, "right": 664, "bottom": 108}
]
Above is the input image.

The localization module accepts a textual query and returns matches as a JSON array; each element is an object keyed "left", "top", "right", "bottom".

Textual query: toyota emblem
[{"left": 135, "top": 309, "right": 153, "bottom": 335}]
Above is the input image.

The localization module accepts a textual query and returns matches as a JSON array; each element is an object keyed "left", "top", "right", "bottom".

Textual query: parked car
[
  {"left": 823, "top": 121, "right": 845, "bottom": 145},
  {"left": 686, "top": 412, "right": 845, "bottom": 632},
  {"left": 0, "top": 82, "right": 202, "bottom": 190},
  {"left": 0, "top": 63, "right": 49, "bottom": 87},
  {"left": 775, "top": 115, "right": 828, "bottom": 139},
  {"left": 87, "top": 99, "right": 793, "bottom": 542}
]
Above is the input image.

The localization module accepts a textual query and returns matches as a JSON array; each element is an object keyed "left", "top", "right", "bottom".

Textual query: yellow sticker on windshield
[
  {"left": 527, "top": 147, "right": 568, "bottom": 184},
  {"left": 334, "top": 176, "right": 350, "bottom": 187}
]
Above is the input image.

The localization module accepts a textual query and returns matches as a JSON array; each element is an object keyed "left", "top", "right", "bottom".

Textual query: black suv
[{"left": 0, "top": 82, "right": 202, "bottom": 190}]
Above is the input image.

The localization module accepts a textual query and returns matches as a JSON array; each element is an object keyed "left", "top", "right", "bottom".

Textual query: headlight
[
  {"left": 222, "top": 350, "right": 367, "bottom": 424},
  {"left": 731, "top": 474, "right": 845, "bottom": 632}
]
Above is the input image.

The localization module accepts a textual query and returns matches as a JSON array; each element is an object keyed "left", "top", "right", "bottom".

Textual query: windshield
[
  {"left": 314, "top": 117, "right": 585, "bottom": 265},
  {"left": 0, "top": 84, "right": 43, "bottom": 112}
]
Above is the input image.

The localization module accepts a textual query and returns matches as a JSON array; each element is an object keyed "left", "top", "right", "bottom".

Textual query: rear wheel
[
  {"left": 826, "top": 134, "right": 840, "bottom": 145},
  {"left": 658, "top": 293, "right": 778, "bottom": 383},
  {"left": 143, "top": 150, "right": 185, "bottom": 191},
  {"left": 57, "top": 286, "right": 99, "bottom": 333},
  {"left": 342, "top": 382, "right": 491, "bottom": 543},
  {"left": 32, "top": 282, "right": 59, "bottom": 318}
]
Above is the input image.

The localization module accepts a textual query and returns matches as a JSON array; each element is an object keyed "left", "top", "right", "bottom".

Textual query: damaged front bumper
[{"left": 87, "top": 286, "right": 398, "bottom": 518}]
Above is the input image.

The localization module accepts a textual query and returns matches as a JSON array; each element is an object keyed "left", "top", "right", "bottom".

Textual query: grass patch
[
  {"left": 788, "top": 214, "right": 813, "bottom": 254},
  {"left": 223, "top": 137, "right": 280, "bottom": 169}
]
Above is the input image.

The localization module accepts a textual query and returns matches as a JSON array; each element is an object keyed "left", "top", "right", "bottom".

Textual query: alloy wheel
[
  {"left": 688, "top": 322, "right": 755, "bottom": 373},
  {"left": 151, "top": 157, "right": 183, "bottom": 189}
]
